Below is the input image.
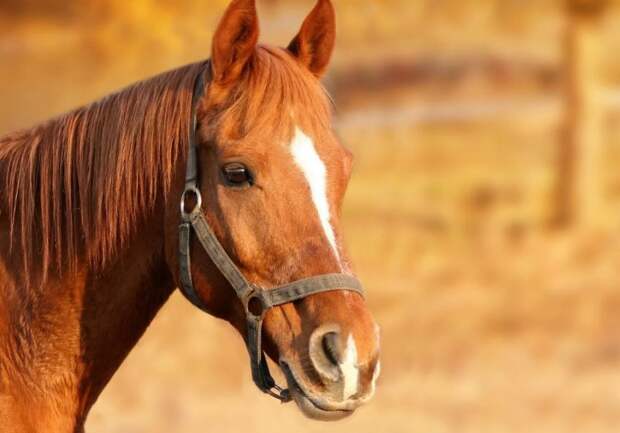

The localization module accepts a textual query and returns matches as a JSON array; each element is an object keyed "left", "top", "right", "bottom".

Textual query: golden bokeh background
[{"left": 3, "top": 1, "right": 620, "bottom": 432}]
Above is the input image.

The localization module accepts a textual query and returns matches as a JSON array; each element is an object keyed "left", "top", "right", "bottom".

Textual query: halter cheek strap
[{"left": 178, "top": 63, "right": 364, "bottom": 402}]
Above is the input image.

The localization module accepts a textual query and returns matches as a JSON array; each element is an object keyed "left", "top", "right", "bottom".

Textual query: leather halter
[{"left": 178, "top": 63, "right": 364, "bottom": 402}]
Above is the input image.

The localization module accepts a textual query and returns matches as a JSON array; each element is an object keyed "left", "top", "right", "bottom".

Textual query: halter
[{"left": 177, "top": 63, "right": 364, "bottom": 402}]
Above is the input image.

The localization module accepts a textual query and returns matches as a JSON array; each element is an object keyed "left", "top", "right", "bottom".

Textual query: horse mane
[
  {"left": 0, "top": 46, "right": 332, "bottom": 287},
  {"left": 0, "top": 62, "right": 205, "bottom": 284}
]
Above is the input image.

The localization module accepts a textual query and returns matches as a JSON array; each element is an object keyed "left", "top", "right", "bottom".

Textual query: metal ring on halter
[
  {"left": 180, "top": 186, "right": 203, "bottom": 220},
  {"left": 244, "top": 291, "right": 268, "bottom": 319}
]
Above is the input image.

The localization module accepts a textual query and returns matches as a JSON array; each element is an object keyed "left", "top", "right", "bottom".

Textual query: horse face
[{"left": 185, "top": 0, "right": 380, "bottom": 420}]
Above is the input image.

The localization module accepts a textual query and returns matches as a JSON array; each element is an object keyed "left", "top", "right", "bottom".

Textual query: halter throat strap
[{"left": 178, "top": 63, "right": 364, "bottom": 402}]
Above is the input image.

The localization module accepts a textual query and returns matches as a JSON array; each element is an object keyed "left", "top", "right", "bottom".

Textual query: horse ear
[
  {"left": 211, "top": 0, "right": 259, "bottom": 85},
  {"left": 287, "top": 0, "right": 336, "bottom": 78}
]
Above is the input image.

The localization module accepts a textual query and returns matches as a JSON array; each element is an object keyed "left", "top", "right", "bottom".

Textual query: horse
[{"left": 0, "top": 0, "right": 381, "bottom": 431}]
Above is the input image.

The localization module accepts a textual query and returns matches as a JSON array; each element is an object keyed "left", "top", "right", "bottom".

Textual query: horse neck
[{"left": 0, "top": 203, "right": 175, "bottom": 430}]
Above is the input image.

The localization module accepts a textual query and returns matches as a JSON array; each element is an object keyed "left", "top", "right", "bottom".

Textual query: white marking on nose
[
  {"left": 357, "top": 360, "right": 380, "bottom": 404},
  {"left": 290, "top": 127, "right": 341, "bottom": 264},
  {"left": 370, "top": 360, "right": 381, "bottom": 391},
  {"left": 353, "top": 325, "right": 381, "bottom": 403},
  {"left": 340, "top": 334, "right": 359, "bottom": 400}
]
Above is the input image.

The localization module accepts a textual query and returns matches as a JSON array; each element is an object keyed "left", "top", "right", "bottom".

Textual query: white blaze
[
  {"left": 340, "top": 334, "right": 360, "bottom": 400},
  {"left": 290, "top": 127, "right": 341, "bottom": 263},
  {"left": 291, "top": 127, "right": 360, "bottom": 399}
]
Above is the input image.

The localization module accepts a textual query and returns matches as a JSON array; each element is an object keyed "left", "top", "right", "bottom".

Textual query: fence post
[{"left": 554, "top": 0, "right": 608, "bottom": 228}]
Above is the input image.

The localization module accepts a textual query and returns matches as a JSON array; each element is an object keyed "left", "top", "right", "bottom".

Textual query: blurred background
[{"left": 3, "top": 0, "right": 620, "bottom": 432}]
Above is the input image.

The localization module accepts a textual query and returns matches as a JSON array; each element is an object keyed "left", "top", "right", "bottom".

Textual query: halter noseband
[{"left": 177, "top": 64, "right": 364, "bottom": 402}]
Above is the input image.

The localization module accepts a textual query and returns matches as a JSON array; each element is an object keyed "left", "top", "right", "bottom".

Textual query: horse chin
[
  {"left": 289, "top": 388, "right": 354, "bottom": 421},
  {"left": 280, "top": 362, "right": 354, "bottom": 422}
]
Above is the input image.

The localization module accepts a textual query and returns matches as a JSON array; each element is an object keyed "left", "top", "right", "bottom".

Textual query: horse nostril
[
  {"left": 322, "top": 331, "right": 343, "bottom": 366},
  {"left": 309, "top": 326, "right": 343, "bottom": 382}
]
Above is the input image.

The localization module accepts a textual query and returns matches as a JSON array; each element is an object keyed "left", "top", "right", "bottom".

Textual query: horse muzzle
[{"left": 279, "top": 325, "right": 381, "bottom": 421}]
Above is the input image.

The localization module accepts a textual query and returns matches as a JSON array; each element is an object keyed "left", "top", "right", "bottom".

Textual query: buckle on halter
[
  {"left": 180, "top": 186, "right": 203, "bottom": 220},
  {"left": 266, "top": 384, "right": 292, "bottom": 402}
]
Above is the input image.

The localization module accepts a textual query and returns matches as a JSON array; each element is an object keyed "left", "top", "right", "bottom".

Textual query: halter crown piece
[{"left": 178, "top": 63, "right": 365, "bottom": 402}]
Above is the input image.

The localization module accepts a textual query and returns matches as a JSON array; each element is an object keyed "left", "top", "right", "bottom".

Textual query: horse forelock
[{"left": 209, "top": 46, "right": 333, "bottom": 146}]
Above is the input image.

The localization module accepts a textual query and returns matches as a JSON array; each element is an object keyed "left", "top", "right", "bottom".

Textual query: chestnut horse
[{"left": 0, "top": 0, "right": 380, "bottom": 431}]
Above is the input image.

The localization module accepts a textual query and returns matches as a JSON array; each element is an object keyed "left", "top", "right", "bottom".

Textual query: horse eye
[{"left": 222, "top": 163, "right": 253, "bottom": 187}]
